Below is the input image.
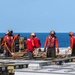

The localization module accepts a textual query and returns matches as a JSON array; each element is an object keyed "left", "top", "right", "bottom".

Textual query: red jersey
[
  {"left": 44, "top": 35, "right": 59, "bottom": 49},
  {"left": 34, "top": 37, "right": 41, "bottom": 48},
  {"left": 4, "top": 35, "right": 14, "bottom": 48},
  {"left": 26, "top": 37, "right": 34, "bottom": 52},
  {"left": 70, "top": 36, "right": 75, "bottom": 48}
]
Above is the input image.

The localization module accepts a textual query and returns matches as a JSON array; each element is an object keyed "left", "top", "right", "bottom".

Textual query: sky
[{"left": 0, "top": 0, "right": 75, "bottom": 33}]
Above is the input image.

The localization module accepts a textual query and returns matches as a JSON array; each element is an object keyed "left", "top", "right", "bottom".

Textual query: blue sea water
[{"left": 0, "top": 33, "right": 70, "bottom": 48}]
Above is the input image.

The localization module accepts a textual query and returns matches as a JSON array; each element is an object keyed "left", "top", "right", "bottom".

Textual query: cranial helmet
[
  {"left": 50, "top": 30, "right": 56, "bottom": 35},
  {"left": 8, "top": 29, "right": 13, "bottom": 36},
  {"left": 6, "top": 30, "right": 11, "bottom": 35},
  {"left": 69, "top": 32, "right": 74, "bottom": 36},
  {"left": 6, "top": 31, "right": 9, "bottom": 35},
  {"left": 30, "top": 32, "right": 36, "bottom": 37}
]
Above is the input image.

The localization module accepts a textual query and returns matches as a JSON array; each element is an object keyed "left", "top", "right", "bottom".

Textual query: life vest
[
  {"left": 14, "top": 34, "right": 19, "bottom": 40},
  {"left": 34, "top": 37, "right": 41, "bottom": 48},
  {"left": 73, "top": 36, "right": 75, "bottom": 44},
  {"left": 47, "top": 36, "right": 55, "bottom": 47},
  {"left": 26, "top": 37, "right": 34, "bottom": 52},
  {"left": 70, "top": 36, "right": 75, "bottom": 48},
  {"left": 44, "top": 35, "right": 59, "bottom": 48},
  {"left": 4, "top": 35, "right": 14, "bottom": 48}
]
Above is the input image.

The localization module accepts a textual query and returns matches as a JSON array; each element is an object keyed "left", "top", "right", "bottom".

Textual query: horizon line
[{"left": 0, "top": 32, "right": 71, "bottom": 33}]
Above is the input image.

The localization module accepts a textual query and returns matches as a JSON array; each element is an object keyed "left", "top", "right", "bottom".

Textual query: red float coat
[
  {"left": 3, "top": 35, "right": 14, "bottom": 48},
  {"left": 26, "top": 37, "right": 34, "bottom": 52},
  {"left": 34, "top": 37, "right": 41, "bottom": 48},
  {"left": 2, "top": 34, "right": 8, "bottom": 46},
  {"left": 14, "top": 34, "right": 19, "bottom": 40},
  {"left": 70, "top": 35, "right": 75, "bottom": 48},
  {"left": 44, "top": 35, "right": 59, "bottom": 49}
]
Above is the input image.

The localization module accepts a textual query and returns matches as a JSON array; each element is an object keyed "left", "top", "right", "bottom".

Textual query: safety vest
[
  {"left": 26, "top": 37, "right": 34, "bottom": 52},
  {"left": 70, "top": 36, "right": 75, "bottom": 48},
  {"left": 44, "top": 35, "right": 58, "bottom": 48},
  {"left": 4, "top": 35, "right": 14, "bottom": 48},
  {"left": 34, "top": 37, "right": 41, "bottom": 48},
  {"left": 48, "top": 36, "right": 56, "bottom": 47}
]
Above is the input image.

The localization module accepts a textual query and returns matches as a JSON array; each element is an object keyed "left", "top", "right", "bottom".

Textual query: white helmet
[{"left": 30, "top": 32, "right": 36, "bottom": 36}]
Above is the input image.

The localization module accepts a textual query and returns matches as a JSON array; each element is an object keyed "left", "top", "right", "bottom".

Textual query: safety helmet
[
  {"left": 69, "top": 32, "right": 74, "bottom": 36},
  {"left": 30, "top": 32, "right": 36, "bottom": 37},
  {"left": 8, "top": 29, "right": 13, "bottom": 36},
  {"left": 50, "top": 30, "right": 56, "bottom": 35},
  {"left": 9, "top": 30, "right": 13, "bottom": 32},
  {"left": 6, "top": 30, "right": 11, "bottom": 35},
  {"left": 6, "top": 31, "right": 9, "bottom": 35}
]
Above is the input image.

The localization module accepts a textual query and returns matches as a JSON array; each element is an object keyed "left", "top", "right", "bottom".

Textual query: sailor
[
  {"left": 31, "top": 33, "right": 41, "bottom": 56},
  {"left": 68, "top": 32, "right": 75, "bottom": 56},
  {"left": 1, "top": 31, "right": 10, "bottom": 56},
  {"left": 26, "top": 33, "right": 35, "bottom": 59},
  {"left": 24, "top": 37, "right": 27, "bottom": 49},
  {"left": 44, "top": 30, "right": 59, "bottom": 58},
  {"left": 3, "top": 30, "right": 14, "bottom": 57},
  {"left": 14, "top": 34, "right": 20, "bottom": 52}
]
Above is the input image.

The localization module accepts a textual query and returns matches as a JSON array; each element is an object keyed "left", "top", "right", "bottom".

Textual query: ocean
[{"left": 0, "top": 33, "right": 70, "bottom": 48}]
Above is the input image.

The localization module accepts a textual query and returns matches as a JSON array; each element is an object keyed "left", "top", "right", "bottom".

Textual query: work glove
[
  {"left": 56, "top": 48, "right": 59, "bottom": 54},
  {"left": 44, "top": 48, "right": 46, "bottom": 52},
  {"left": 11, "top": 53, "right": 14, "bottom": 56},
  {"left": 66, "top": 47, "right": 72, "bottom": 54},
  {"left": 3, "top": 50, "right": 6, "bottom": 55},
  {"left": 68, "top": 47, "right": 72, "bottom": 51}
]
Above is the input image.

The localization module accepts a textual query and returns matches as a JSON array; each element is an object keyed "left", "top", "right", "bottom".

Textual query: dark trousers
[
  {"left": 26, "top": 50, "right": 34, "bottom": 59},
  {"left": 47, "top": 47, "right": 56, "bottom": 58},
  {"left": 71, "top": 45, "right": 75, "bottom": 56},
  {"left": 5, "top": 50, "right": 12, "bottom": 57}
]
